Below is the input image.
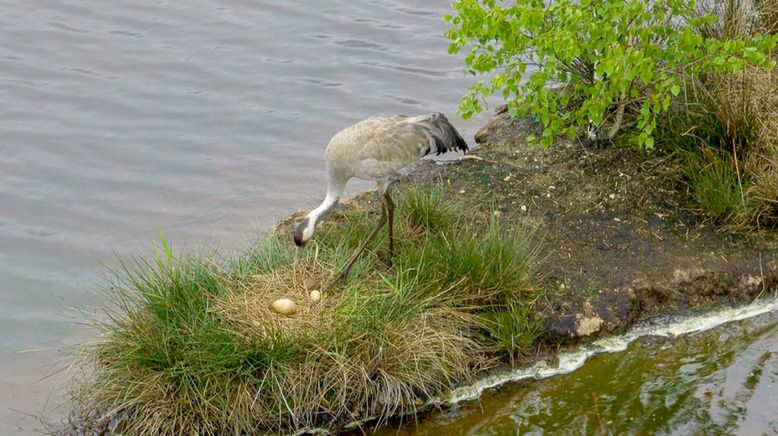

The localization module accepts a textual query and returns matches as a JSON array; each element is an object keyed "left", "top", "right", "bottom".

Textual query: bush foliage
[{"left": 446, "top": 0, "right": 776, "bottom": 148}]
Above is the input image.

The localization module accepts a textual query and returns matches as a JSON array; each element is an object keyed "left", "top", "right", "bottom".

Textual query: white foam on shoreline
[
  {"left": 299, "top": 298, "right": 778, "bottom": 434},
  {"left": 443, "top": 297, "right": 778, "bottom": 404}
]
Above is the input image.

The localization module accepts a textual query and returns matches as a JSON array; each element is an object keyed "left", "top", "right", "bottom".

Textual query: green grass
[
  {"left": 68, "top": 185, "right": 544, "bottom": 434},
  {"left": 682, "top": 147, "right": 744, "bottom": 222},
  {"left": 656, "top": 0, "right": 777, "bottom": 231},
  {"left": 398, "top": 184, "right": 459, "bottom": 233}
]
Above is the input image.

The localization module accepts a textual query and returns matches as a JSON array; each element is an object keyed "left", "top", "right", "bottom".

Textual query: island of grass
[
  {"left": 67, "top": 185, "right": 543, "bottom": 435},
  {"left": 64, "top": 107, "right": 778, "bottom": 433}
]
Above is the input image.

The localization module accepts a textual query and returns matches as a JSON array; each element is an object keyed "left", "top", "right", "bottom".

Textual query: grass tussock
[
  {"left": 68, "top": 185, "right": 543, "bottom": 434},
  {"left": 682, "top": 147, "right": 745, "bottom": 222},
  {"left": 398, "top": 184, "right": 459, "bottom": 234},
  {"left": 662, "top": 0, "right": 778, "bottom": 229}
]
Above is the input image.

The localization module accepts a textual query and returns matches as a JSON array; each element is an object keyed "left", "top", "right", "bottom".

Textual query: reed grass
[
  {"left": 661, "top": 0, "right": 778, "bottom": 230},
  {"left": 67, "top": 185, "right": 543, "bottom": 434}
]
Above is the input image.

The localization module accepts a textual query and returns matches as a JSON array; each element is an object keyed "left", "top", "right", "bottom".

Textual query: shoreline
[
  {"left": 63, "top": 111, "right": 778, "bottom": 435},
  {"left": 279, "top": 109, "right": 778, "bottom": 345},
  {"left": 279, "top": 110, "right": 778, "bottom": 432}
]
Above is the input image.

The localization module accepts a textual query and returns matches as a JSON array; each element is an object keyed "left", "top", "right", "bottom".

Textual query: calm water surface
[{"left": 0, "top": 1, "right": 488, "bottom": 432}]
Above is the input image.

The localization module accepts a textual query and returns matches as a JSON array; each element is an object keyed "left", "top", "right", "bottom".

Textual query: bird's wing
[
  {"left": 325, "top": 114, "right": 468, "bottom": 181},
  {"left": 326, "top": 116, "right": 433, "bottom": 175}
]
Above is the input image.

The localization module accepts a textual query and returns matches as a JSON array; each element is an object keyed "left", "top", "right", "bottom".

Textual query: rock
[
  {"left": 271, "top": 298, "right": 298, "bottom": 316},
  {"left": 575, "top": 315, "right": 604, "bottom": 337}
]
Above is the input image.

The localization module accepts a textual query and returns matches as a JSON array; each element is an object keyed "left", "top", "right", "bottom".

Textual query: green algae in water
[{"left": 372, "top": 309, "right": 778, "bottom": 435}]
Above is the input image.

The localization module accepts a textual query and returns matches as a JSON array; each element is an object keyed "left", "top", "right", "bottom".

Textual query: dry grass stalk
[{"left": 217, "top": 259, "right": 337, "bottom": 342}]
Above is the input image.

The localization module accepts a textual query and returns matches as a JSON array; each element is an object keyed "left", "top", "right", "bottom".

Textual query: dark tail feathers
[{"left": 429, "top": 112, "right": 469, "bottom": 155}]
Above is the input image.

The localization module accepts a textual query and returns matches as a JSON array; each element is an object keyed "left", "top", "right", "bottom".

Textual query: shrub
[{"left": 446, "top": 0, "right": 776, "bottom": 148}]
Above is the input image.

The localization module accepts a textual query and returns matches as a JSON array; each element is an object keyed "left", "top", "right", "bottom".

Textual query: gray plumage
[{"left": 293, "top": 113, "right": 468, "bottom": 286}]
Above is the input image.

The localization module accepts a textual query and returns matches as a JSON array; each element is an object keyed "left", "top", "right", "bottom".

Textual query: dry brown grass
[
  {"left": 217, "top": 259, "right": 336, "bottom": 342},
  {"left": 670, "top": 0, "right": 778, "bottom": 229},
  {"left": 214, "top": 260, "right": 489, "bottom": 431}
]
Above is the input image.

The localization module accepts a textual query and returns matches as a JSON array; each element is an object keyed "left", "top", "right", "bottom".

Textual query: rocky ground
[{"left": 281, "top": 110, "right": 778, "bottom": 344}]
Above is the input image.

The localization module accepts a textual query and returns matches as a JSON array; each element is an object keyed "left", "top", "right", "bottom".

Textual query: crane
[{"left": 293, "top": 113, "right": 469, "bottom": 287}]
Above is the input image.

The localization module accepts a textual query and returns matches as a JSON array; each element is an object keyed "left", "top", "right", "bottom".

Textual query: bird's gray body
[
  {"left": 294, "top": 113, "right": 468, "bottom": 256},
  {"left": 324, "top": 113, "right": 468, "bottom": 192}
]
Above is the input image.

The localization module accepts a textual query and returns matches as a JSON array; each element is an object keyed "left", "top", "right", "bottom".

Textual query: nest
[{"left": 216, "top": 262, "right": 339, "bottom": 342}]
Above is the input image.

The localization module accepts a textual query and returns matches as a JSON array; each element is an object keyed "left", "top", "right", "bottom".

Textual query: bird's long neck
[
  {"left": 297, "top": 179, "right": 345, "bottom": 244},
  {"left": 308, "top": 190, "right": 339, "bottom": 226}
]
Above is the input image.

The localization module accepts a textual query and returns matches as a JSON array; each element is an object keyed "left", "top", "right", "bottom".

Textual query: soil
[{"left": 279, "top": 110, "right": 778, "bottom": 343}]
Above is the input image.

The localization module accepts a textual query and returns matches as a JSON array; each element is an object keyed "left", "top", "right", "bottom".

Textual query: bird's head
[{"left": 293, "top": 217, "right": 314, "bottom": 247}]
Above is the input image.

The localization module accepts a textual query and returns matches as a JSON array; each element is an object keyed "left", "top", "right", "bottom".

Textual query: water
[
  {"left": 375, "top": 300, "right": 778, "bottom": 435},
  {"left": 0, "top": 1, "right": 488, "bottom": 432}
]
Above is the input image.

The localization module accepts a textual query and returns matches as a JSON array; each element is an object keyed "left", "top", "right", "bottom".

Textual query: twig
[
  {"left": 755, "top": 252, "right": 767, "bottom": 301},
  {"left": 606, "top": 88, "right": 627, "bottom": 140},
  {"left": 457, "top": 154, "right": 526, "bottom": 170}
]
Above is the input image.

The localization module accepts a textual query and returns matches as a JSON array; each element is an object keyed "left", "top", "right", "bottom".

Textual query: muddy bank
[
  {"left": 281, "top": 110, "right": 778, "bottom": 344},
  {"left": 466, "top": 112, "right": 777, "bottom": 341}
]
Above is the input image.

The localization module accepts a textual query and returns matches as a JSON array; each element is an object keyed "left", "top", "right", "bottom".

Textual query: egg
[
  {"left": 271, "top": 298, "right": 298, "bottom": 316},
  {"left": 309, "top": 290, "right": 321, "bottom": 302}
]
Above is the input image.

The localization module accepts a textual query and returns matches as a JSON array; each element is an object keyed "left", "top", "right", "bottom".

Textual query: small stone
[
  {"left": 503, "top": 175, "right": 511, "bottom": 181},
  {"left": 310, "top": 290, "right": 321, "bottom": 302},
  {"left": 576, "top": 315, "right": 604, "bottom": 337},
  {"left": 520, "top": 205, "right": 527, "bottom": 212},
  {"left": 459, "top": 189, "right": 466, "bottom": 194}
]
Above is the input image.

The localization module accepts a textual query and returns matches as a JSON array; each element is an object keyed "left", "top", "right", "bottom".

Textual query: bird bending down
[{"left": 293, "top": 113, "right": 469, "bottom": 287}]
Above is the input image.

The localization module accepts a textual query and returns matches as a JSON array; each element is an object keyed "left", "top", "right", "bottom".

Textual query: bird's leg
[
  {"left": 384, "top": 191, "right": 395, "bottom": 262},
  {"left": 326, "top": 199, "right": 388, "bottom": 289}
]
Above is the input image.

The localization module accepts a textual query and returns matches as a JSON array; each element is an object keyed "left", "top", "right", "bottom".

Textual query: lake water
[{"left": 0, "top": 1, "right": 489, "bottom": 432}]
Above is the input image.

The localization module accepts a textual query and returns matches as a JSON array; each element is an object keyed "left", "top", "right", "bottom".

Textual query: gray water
[{"left": 0, "top": 1, "right": 489, "bottom": 432}]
